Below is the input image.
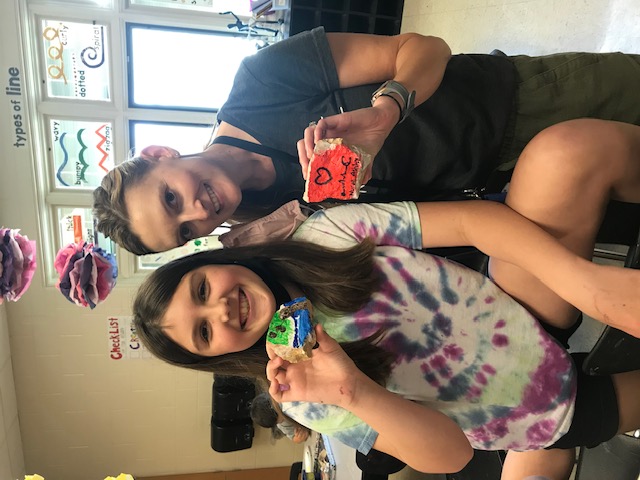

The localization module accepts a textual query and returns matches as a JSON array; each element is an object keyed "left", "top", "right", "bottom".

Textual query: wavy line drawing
[
  {"left": 76, "top": 129, "right": 90, "bottom": 182},
  {"left": 56, "top": 132, "right": 71, "bottom": 187},
  {"left": 95, "top": 124, "right": 109, "bottom": 172}
]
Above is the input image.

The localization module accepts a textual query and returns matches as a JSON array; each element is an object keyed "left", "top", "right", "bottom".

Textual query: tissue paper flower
[
  {"left": 54, "top": 241, "right": 117, "bottom": 309},
  {"left": 0, "top": 228, "right": 37, "bottom": 304}
]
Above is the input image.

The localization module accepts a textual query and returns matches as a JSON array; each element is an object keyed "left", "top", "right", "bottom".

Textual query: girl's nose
[{"left": 208, "top": 297, "right": 230, "bottom": 323}]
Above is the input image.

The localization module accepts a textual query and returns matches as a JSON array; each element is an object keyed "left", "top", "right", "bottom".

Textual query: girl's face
[{"left": 162, "top": 264, "right": 276, "bottom": 356}]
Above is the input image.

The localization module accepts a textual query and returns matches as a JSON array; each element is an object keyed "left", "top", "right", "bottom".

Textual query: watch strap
[{"left": 371, "top": 80, "right": 416, "bottom": 123}]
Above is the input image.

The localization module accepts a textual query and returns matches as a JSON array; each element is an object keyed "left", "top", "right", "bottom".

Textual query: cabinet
[{"left": 289, "top": 0, "right": 405, "bottom": 35}]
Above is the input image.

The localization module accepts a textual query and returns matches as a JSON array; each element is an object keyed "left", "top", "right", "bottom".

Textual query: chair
[
  {"left": 356, "top": 449, "right": 406, "bottom": 480},
  {"left": 574, "top": 433, "right": 640, "bottom": 480},
  {"left": 582, "top": 215, "right": 640, "bottom": 375}
]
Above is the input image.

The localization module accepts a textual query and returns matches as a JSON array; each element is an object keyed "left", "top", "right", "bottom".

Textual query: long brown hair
[{"left": 133, "top": 239, "right": 395, "bottom": 385}]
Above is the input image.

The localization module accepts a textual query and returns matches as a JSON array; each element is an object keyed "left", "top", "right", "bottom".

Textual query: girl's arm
[
  {"left": 267, "top": 326, "right": 473, "bottom": 474},
  {"left": 417, "top": 200, "right": 640, "bottom": 337},
  {"left": 300, "top": 33, "right": 451, "bottom": 177}
]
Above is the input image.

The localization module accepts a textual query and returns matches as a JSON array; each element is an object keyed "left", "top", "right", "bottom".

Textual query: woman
[
  {"left": 93, "top": 27, "right": 640, "bottom": 254},
  {"left": 131, "top": 119, "right": 640, "bottom": 479}
]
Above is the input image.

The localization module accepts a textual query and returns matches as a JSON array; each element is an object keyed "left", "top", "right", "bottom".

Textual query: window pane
[
  {"left": 127, "top": 24, "right": 256, "bottom": 110},
  {"left": 130, "top": 121, "right": 213, "bottom": 157},
  {"left": 56, "top": 207, "right": 116, "bottom": 255},
  {"left": 129, "top": 0, "right": 252, "bottom": 16},
  {"left": 50, "top": 119, "right": 114, "bottom": 189},
  {"left": 41, "top": 20, "right": 111, "bottom": 101}
]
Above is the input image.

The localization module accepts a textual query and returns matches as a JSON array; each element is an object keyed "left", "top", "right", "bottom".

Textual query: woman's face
[
  {"left": 162, "top": 264, "right": 276, "bottom": 356},
  {"left": 125, "top": 154, "right": 242, "bottom": 252}
]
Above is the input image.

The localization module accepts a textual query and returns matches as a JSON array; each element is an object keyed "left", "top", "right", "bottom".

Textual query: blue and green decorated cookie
[{"left": 267, "top": 296, "right": 316, "bottom": 362}]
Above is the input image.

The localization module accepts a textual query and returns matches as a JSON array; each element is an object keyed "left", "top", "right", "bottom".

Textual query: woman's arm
[
  {"left": 327, "top": 32, "right": 451, "bottom": 101},
  {"left": 417, "top": 200, "right": 640, "bottom": 337},
  {"left": 299, "top": 33, "right": 452, "bottom": 177},
  {"left": 267, "top": 326, "right": 473, "bottom": 474}
]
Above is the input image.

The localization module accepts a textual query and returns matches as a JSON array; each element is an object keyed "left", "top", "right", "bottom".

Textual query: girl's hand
[
  {"left": 292, "top": 426, "right": 310, "bottom": 443},
  {"left": 297, "top": 101, "right": 400, "bottom": 183},
  {"left": 266, "top": 325, "right": 362, "bottom": 408}
]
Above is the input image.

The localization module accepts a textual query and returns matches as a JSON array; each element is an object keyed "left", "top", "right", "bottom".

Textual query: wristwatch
[{"left": 370, "top": 80, "right": 416, "bottom": 124}]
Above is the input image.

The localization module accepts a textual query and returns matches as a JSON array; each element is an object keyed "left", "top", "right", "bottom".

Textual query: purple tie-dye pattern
[
  {"left": 521, "top": 333, "right": 575, "bottom": 412},
  {"left": 388, "top": 256, "right": 442, "bottom": 312},
  {"left": 482, "top": 364, "right": 496, "bottom": 375},
  {"left": 383, "top": 331, "right": 430, "bottom": 363},
  {"left": 443, "top": 344, "right": 464, "bottom": 361},
  {"left": 292, "top": 202, "right": 576, "bottom": 452},
  {"left": 475, "top": 372, "right": 488, "bottom": 385},
  {"left": 526, "top": 420, "right": 557, "bottom": 445},
  {"left": 464, "top": 331, "right": 574, "bottom": 449},
  {"left": 352, "top": 214, "right": 415, "bottom": 247},
  {"left": 492, "top": 334, "right": 509, "bottom": 347},
  {"left": 421, "top": 362, "right": 441, "bottom": 387},
  {"left": 375, "top": 266, "right": 407, "bottom": 306},
  {"left": 433, "top": 256, "right": 460, "bottom": 305}
]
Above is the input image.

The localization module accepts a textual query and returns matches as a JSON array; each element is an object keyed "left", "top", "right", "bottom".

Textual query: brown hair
[
  {"left": 92, "top": 157, "right": 155, "bottom": 255},
  {"left": 133, "top": 238, "right": 395, "bottom": 385}
]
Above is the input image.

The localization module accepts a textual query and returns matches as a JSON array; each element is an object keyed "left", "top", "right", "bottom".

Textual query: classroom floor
[{"left": 394, "top": 1, "right": 639, "bottom": 479}]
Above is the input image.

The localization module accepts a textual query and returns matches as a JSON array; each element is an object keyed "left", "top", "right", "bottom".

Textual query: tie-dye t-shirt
[{"left": 283, "top": 202, "right": 576, "bottom": 454}]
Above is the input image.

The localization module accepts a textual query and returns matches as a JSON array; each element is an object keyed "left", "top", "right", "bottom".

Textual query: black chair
[
  {"left": 582, "top": 219, "right": 640, "bottom": 375},
  {"left": 574, "top": 433, "right": 640, "bottom": 480},
  {"left": 356, "top": 449, "right": 406, "bottom": 480}
]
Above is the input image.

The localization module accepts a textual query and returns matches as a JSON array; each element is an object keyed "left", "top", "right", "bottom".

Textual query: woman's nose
[{"left": 182, "top": 199, "right": 209, "bottom": 222}]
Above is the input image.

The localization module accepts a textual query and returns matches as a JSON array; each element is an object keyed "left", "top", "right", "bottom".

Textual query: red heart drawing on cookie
[{"left": 314, "top": 167, "right": 333, "bottom": 186}]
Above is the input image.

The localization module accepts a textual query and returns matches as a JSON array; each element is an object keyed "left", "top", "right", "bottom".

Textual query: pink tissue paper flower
[
  {"left": 0, "top": 228, "right": 37, "bottom": 304},
  {"left": 54, "top": 241, "right": 117, "bottom": 309}
]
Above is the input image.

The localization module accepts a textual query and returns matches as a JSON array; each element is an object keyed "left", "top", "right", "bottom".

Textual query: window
[
  {"left": 127, "top": 24, "right": 256, "bottom": 110},
  {"left": 20, "top": 0, "right": 285, "bottom": 284}
]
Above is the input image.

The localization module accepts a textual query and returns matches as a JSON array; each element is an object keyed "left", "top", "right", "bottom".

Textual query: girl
[
  {"left": 132, "top": 119, "right": 640, "bottom": 479},
  {"left": 93, "top": 27, "right": 640, "bottom": 254}
]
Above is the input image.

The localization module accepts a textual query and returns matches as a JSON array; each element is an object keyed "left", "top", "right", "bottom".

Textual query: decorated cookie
[
  {"left": 267, "top": 297, "right": 316, "bottom": 363},
  {"left": 303, "top": 138, "right": 372, "bottom": 203}
]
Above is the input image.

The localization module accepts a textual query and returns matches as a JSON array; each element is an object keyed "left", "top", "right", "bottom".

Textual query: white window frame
[{"left": 17, "top": 0, "right": 271, "bottom": 286}]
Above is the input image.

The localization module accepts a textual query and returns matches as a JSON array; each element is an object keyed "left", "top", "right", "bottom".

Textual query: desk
[{"left": 302, "top": 431, "right": 362, "bottom": 480}]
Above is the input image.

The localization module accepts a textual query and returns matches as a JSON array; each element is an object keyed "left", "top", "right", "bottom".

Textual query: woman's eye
[
  {"left": 165, "top": 190, "right": 177, "bottom": 207},
  {"left": 200, "top": 322, "right": 209, "bottom": 343},
  {"left": 180, "top": 224, "right": 193, "bottom": 241}
]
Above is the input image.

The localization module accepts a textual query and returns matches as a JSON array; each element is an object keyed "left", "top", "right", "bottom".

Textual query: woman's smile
[{"left": 204, "top": 183, "right": 222, "bottom": 214}]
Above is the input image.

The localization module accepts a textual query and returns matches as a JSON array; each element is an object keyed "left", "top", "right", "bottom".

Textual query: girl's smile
[{"left": 161, "top": 264, "right": 275, "bottom": 356}]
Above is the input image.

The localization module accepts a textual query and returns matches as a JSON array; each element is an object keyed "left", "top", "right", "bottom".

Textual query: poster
[
  {"left": 41, "top": 19, "right": 111, "bottom": 101},
  {"left": 107, "top": 316, "right": 151, "bottom": 360}
]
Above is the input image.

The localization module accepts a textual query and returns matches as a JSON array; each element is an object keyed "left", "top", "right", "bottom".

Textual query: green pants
[{"left": 496, "top": 52, "right": 640, "bottom": 172}]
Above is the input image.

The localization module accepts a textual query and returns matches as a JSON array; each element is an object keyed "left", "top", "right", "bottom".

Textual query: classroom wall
[{"left": 0, "top": 1, "right": 303, "bottom": 478}]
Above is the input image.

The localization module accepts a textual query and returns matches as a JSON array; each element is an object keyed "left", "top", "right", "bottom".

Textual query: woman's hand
[
  {"left": 266, "top": 325, "right": 362, "bottom": 408},
  {"left": 297, "top": 99, "right": 400, "bottom": 184}
]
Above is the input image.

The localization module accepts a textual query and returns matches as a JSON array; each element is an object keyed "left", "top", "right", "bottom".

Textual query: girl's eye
[
  {"left": 200, "top": 322, "right": 209, "bottom": 343},
  {"left": 198, "top": 279, "right": 207, "bottom": 301},
  {"left": 165, "top": 189, "right": 177, "bottom": 207}
]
